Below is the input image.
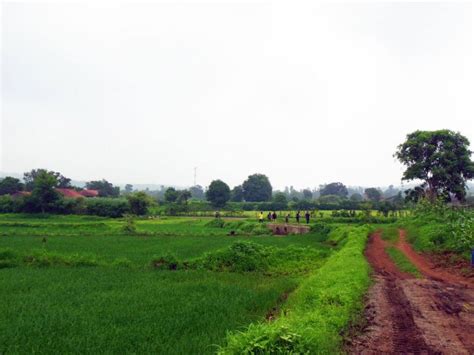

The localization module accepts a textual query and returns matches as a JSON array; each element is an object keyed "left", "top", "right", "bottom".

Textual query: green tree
[
  {"left": 124, "top": 184, "right": 134, "bottom": 194},
  {"left": 272, "top": 192, "right": 288, "bottom": 205},
  {"left": 206, "top": 180, "right": 231, "bottom": 208},
  {"left": 0, "top": 177, "right": 24, "bottom": 195},
  {"left": 350, "top": 193, "right": 363, "bottom": 202},
  {"left": 30, "top": 170, "right": 60, "bottom": 213},
  {"left": 302, "top": 189, "right": 313, "bottom": 200},
  {"left": 242, "top": 174, "right": 272, "bottom": 202},
  {"left": 189, "top": 185, "right": 205, "bottom": 200},
  {"left": 127, "top": 191, "right": 152, "bottom": 215},
  {"left": 86, "top": 179, "right": 120, "bottom": 197},
  {"left": 164, "top": 187, "right": 179, "bottom": 203},
  {"left": 364, "top": 187, "right": 382, "bottom": 202},
  {"left": 177, "top": 190, "right": 192, "bottom": 204},
  {"left": 395, "top": 130, "right": 474, "bottom": 201},
  {"left": 319, "top": 182, "right": 348, "bottom": 197},
  {"left": 230, "top": 185, "right": 244, "bottom": 202},
  {"left": 24, "top": 169, "right": 71, "bottom": 191}
]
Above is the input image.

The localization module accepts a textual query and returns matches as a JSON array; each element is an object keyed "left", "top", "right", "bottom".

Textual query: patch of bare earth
[{"left": 348, "top": 231, "right": 474, "bottom": 354}]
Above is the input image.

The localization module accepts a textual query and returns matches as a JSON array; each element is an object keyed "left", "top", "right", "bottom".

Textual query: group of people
[{"left": 258, "top": 210, "right": 311, "bottom": 224}]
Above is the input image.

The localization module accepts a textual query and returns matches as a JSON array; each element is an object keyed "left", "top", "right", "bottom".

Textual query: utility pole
[{"left": 193, "top": 167, "right": 197, "bottom": 186}]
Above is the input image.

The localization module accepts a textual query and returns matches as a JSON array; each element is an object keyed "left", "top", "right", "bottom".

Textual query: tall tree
[
  {"left": 364, "top": 187, "right": 382, "bottom": 202},
  {"left": 189, "top": 185, "right": 205, "bottom": 200},
  {"left": 230, "top": 185, "right": 244, "bottom": 202},
  {"left": 177, "top": 190, "right": 192, "bottom": 204},
  {"left": 30, "top": 170, "right": 60, "bottom": 213},
  {"left": 24, "top": 169, "right": 71, "bottom": 191},
  {"left": 206, "top": 180, "right": 230, "bottom": 208},
  {"left": 124, "top": 184, "right": 134, "bottom": 194},
  {"left": 395, "top": 130, "right": 474, "bottom": 201},
  {"left": 242, "top": 174, "right": 272, "bottom": 202},
  {"left": 0, "top": 177, "right": 24, "bottom": 195},
  {"left": 319, "top": 182, "right": 348, "bottom": 197},
  {"left": 127, "top": 191, "right": 152, "bottom": 215},
  {"left": 302, "top": 189, "right": 313, "bottom": 200},
  {"left": 164, "top": 187, "right": 179, "bottom": 203}
]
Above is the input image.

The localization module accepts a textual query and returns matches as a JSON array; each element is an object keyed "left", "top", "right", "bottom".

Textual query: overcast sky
[{"left": 1, "top": 1, "right": 473, "bottom": 190}]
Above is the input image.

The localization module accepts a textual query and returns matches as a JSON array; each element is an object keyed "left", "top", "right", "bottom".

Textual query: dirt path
[{"left": 348, "top": 231, "right": 474, "bottom": 354}]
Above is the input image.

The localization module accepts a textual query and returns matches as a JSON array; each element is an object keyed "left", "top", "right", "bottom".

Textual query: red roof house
[
  {"left": 80, "top": 189, "right": 99, "bottom": 198},
  {"left": 55, "top": 188, "right": 84, "bottom": 198}
]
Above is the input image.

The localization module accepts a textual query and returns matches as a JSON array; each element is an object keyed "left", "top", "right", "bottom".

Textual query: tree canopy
[
  {"left": 395, "top": 130, "right": 474, "bottom": 201},
  {"left": 230, "top": 185, "right": 244, "bottom": 202},
  {"left": 86, "top": 180, "right": 120, "bottom": 197},
  {"left": 242, "top": 174, "right": 272, "bottom": 202},
  {"left": 319, "top": 182, "right": 348, "bottom": 197},
  {"left": 364, "top": 187, "right": 382, "bottom": 202},
  {"left": 206, "top": 180, "right": 231, "bottom": 208},
  {"left": 24, "top": 169, "right": 71, "bottom": 191},
  {"left": 0, "top": 177, "right": 24, "bottom": 195}
]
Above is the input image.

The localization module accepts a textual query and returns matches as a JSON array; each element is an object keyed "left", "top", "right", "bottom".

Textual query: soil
[{"left": 348, "top": 231, "right": 474, "bottom": 354}]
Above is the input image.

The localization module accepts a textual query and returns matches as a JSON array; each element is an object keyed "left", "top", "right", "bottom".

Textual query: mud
[{"left": 348, "top": 232, "right": 474, "bottom": 354}]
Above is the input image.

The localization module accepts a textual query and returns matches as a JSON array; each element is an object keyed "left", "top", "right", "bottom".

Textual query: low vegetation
[{"left": 219, "top": 225, "right": 371, "bottom": 354}]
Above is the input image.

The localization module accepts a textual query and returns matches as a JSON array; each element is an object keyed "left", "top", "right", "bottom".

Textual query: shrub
[{"left": 85, "top": 198, "right": 130, "bottom": 218}]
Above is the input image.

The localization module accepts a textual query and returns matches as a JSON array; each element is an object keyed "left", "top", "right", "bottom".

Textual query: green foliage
[
  {"left": 385, "top": 247, "right": 422, "bottom": 278},
  {"left": 403, "top": 199, "right": 474, "bottom": 256},
  {"left": 320, "top": 182, "right": 348, "bottom": 197},
  {"left": 395, "top": 130, "right": 474, "bottom": 201},
  {"left": 86, "top": 179, "right": 120, "bottom": 197},
  {"left": 153, "top": 241, "right": 329, "bottom": 275},
  {"left": 126, "top": 191, "right": 152, "bottom": 215},
  {"left": 0, "top": 176, "right": 24, "bottom": 195},
  {"left": 24, "top": 169, "right": 71, "bottom": 191},
  {"left": 29, "top": 170, "right": 60, "bottom": 213},
  {"left": 219, "top": 226, "right": 371, "bottom": 354},
  {"left": 122, "top": 214, "right": 137, "bottom": 234},
  {"left": 164, "top": 187, "right": 179, "bottom": 203},
  {"left": 206, "top": 180, "right": 231, "bottom": 208},
  {"left": 364, "top": 187, "right": 382, "bottom": 202},
  {"left": 85, "top": 198, "right": 130, "bottom": 217},
  {"left": 242, "top": 174, "right": 273, "bottom": 202},
  {"left": 230, "top": 185, "right": 244, "bottom": 202}
]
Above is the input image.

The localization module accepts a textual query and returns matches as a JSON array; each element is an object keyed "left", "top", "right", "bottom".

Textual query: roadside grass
[
  {"left": 385, "top": 246, "right": 422, "bottom": 278},
  {"left": 219, "top": 225, "right": 371, "bottom": 354}
]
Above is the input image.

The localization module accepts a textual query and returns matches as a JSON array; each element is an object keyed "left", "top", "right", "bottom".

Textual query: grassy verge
[
  {"left": 385, "top": 246, "right": 422, "bottom": 278},
  {"left": 218, "top": 225, "right": 371, "bottom": 354}
]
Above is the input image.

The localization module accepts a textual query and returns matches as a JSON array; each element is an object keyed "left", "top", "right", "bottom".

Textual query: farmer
[
  {"left": 285, "top": 213, "right": 290, "bottom": 224},
  {"left": 296, "top": 211, "right": 301, "bottom": 223},
  {"left": 305, "top": 211, "right": 310, "bottom": 224},
  {"left": 258, "top": 211, "right": 264, "bottom": 223},
  {"left": 272, "top": 211, "right": 277, "bottom": 220},
  {"left": 267, "top": 212, "right": 272, "bottom": 221}
]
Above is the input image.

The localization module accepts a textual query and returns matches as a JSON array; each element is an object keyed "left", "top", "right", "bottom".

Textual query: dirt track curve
[{"left": 348, "top": 231, "right": 474, "bottom": 354}]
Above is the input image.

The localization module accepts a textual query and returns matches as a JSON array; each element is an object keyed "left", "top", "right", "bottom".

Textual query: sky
[{"left": 1, "top": 1, "right": 473, "bottom": 190}]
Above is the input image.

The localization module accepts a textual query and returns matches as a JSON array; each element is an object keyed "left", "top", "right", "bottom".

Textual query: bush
[{"left": 85, "top": 198, "right": 130, "bottom": 218}]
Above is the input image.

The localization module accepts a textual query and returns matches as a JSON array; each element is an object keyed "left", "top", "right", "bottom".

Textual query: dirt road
[{"left": 349, "top": 231, "right": 474, "bottom": 354}]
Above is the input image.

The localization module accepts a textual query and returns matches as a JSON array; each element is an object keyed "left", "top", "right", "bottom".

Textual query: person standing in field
[
  {"left": 285, "top": 213, "right": 290, "bottom": 224},
  {"left": 272, "top": 211, "right": 277, "bottom": 220},
  {"left": 305, "top": 211, "right": 310, "bottom": 224},
  {"left": 258, "top": 212, "right": 264, "bottom": 223},
  {"left": 296, "top": 211, "right": 300, "bottom": 223},
  {"left": 267, "top": 212, "right": 272, "bottom": 221}
]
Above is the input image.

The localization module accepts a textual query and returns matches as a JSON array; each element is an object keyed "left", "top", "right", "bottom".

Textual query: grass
[
  {"left": 0, "top": 214, "right": 338, "bottom": 354},
  {"left": 0, "top": 268, "right": 297, "bottom": 354},
  {"left": 385, "top": 246, "right": 422, "bottom": 278},
  {"left": 379, "top": 226, "right": 400, "bottom": 243},
  {"left": 219, "top": 225, "right": 371, "bottom": 354}
]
